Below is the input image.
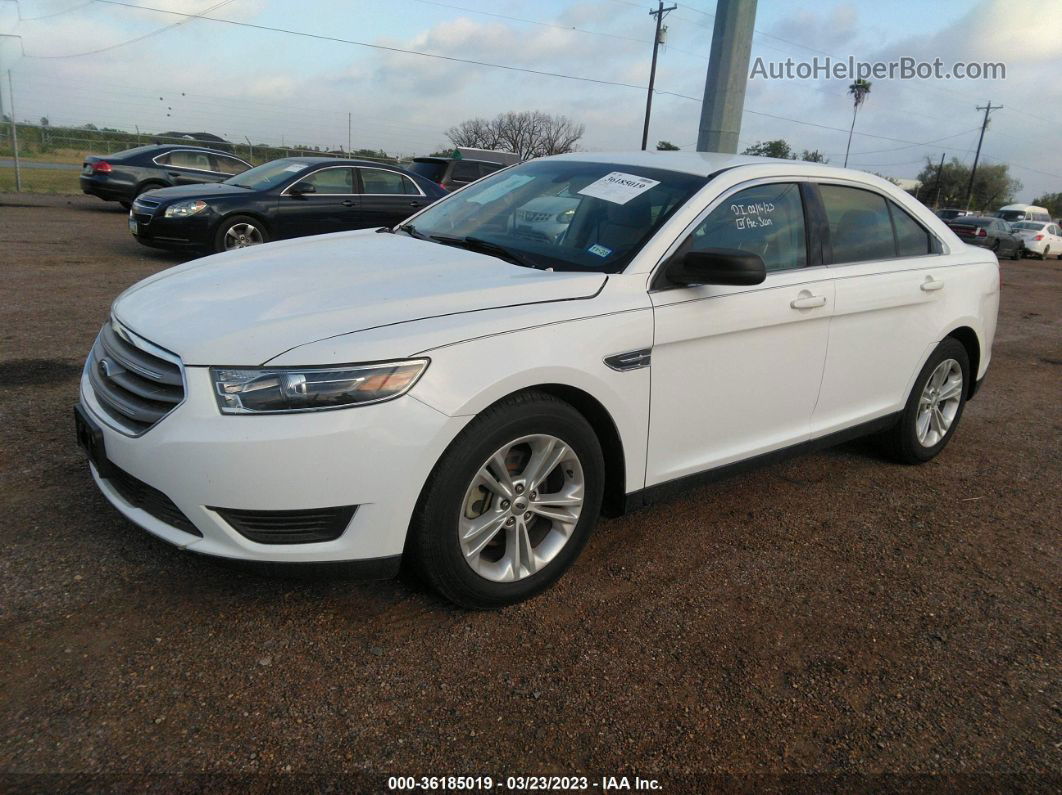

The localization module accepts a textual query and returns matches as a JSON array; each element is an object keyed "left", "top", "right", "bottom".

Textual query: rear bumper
[{"left": 80, "top": 176, "right": 131, "bottom": 202}]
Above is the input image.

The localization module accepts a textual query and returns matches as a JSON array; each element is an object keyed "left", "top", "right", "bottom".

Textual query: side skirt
[{"left": 623, "top": 412, "right": 901, "bottom": 513}]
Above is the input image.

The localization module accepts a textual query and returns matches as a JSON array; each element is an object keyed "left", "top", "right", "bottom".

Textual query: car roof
[
  {"left": 413, "top": 156, "right": 502, "bottom": 165},
  {"left": 545, "top": 150, "right": 903, "bottom": 189},
  {"left": 285, "top": 157, "right": 408, "bottom": 169}
]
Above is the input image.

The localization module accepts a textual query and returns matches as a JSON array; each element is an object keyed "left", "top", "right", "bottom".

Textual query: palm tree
[{"left": 843, "top": 78, "right": 872, "bottom": 168}]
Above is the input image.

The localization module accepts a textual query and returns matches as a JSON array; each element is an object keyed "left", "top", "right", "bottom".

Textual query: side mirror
[
  {"left": 665, "top": 247, "right": 767, "bottom": 287},
  {"left": 289, "top": 181, "right": 316, "bottom": 195}
]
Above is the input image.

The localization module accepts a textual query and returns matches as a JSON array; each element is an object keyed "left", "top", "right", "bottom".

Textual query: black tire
[
  {"left": 1042, "top": 246, "right": 1050, "bottom": 261},
  {"left": 1010, "top": 244, "right": 1021, "bottom": 260},
  {"left": 408, "top": 390, "right": 604, "bottom": 609},
  {"left": 882, "top": 338, "right": 970, "bottom": 464},
  {"left": 213, "top": 215, "right": 269, "bottom": 253}
]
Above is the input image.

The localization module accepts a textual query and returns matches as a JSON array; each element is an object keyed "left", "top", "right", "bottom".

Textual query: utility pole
[
  {"left": 933, "top": 152, "right": 945, "bottom": 209},
  {"left": 965, "top": 100, "right": 1002, "bottom": 211},
  {"left": 697, "top": 0, "right": 758, "bottom": 153},
  {"left": 641, "top": 1, "right": 676, "bottom": 151},
  {"left": 347, "top": 112, "right": 352, "bottom": 155},
  {"left": 7, "top": 69, "right": 19, "bottom": 191}
]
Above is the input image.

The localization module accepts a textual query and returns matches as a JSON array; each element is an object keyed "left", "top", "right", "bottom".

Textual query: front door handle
[
  {"left": 921, "top": 277, "right": 945, "bottom": 292},
  {"left": 341, "top": 200, "right": 355, "bottom": 207},
  {"left": 167, "top": 171, "right": 181, "bottom": 178},
  {"left": 409, "top": 201, "right": 423, "bottom": 208},
  {"left": 790, "top": 293, "right": 827, "bottom": 309}
]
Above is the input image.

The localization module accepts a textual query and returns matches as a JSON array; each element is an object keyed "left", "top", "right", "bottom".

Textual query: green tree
[
  {"left": 800, "top": 149, "right": 828, "bottom": 163},
  {"left": 742, "top": 139, "right": 793, "bottom": 159},
  {"left": 915, "top": 156, "right": 1021, "bottom": 210},
  {"left": 843, "top": 78, "right": 871, "bottom": 167},
  {"left": 656, "top": 140, "right": 680, "bottom": 151},
  {"left": 1032, "top": 192, "right": 1062, "bottom": 217}
]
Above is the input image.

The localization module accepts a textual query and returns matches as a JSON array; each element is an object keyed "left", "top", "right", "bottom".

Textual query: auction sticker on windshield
[{"left": 578, "top": 172, "right": 660, "bottom": 204}]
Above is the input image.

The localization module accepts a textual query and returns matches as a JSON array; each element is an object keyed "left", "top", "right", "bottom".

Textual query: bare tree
[{"left": 446, "top": 111, "right": 584, "bottom": 160}]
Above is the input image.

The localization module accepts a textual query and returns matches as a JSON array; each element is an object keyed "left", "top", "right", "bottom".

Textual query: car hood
[
  {"left": 137, "top": 182, "right": 252, "bottom": 202},
  {"left": 112, "top": 230, "right": 606, "bottom": 365}
]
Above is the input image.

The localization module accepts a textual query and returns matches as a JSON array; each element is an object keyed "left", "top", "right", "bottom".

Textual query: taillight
[
  {"left": 438, "top": 182, "right": 446, "bottom": 190},
  {"left": 93, "top": 161, "right": 112, "bottom": 174},
  {"left": 1033, "top": 234, "right": 1044, "bottom": 241},
  {"left": 976, "top": 227, "right": 986, "bottom": 237}
]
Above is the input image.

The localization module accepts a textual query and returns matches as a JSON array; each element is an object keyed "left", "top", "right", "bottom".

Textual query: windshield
[
  {"left": 225, "top": 159, "right": 312, "bottom": 190},
  {"left": 996, "top": 210, "right": 1027, "bottom": 221},
  {"left": 404, "top": 160, "right": 706, "bottom": 273},
  {"left": 1012, "top": 221, "right": 1045, "bottom": 231}
]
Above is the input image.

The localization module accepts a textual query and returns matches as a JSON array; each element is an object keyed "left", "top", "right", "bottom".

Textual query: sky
[{"left": 0, "top": 0, "right": 1059, "bottom": 200}]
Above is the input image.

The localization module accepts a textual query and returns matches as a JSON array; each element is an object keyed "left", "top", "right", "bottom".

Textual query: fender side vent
[{"left": 211, "top": 506, "right": 357, "bottom": 545}]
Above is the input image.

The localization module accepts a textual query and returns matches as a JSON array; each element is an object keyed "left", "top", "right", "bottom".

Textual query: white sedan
[
  {"left": 77, "top": 152, "right": 999, "bottom": 607},
  {"left": 1011, "top": 221, "right": 1062, "bottom": 259}
]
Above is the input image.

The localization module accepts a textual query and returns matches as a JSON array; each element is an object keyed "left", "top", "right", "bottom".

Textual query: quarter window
[
  {"left": 298, "top": 167, "right": 354, "bottom": 194},
  {"left": 687, "top": 183, "right": 807, "bottom": 272},
  {"left": 360, "top": 169, "right": 418, "bottom": 195},
  {"left": 890, "top": 202, "right": 933, "bottom": 256}
]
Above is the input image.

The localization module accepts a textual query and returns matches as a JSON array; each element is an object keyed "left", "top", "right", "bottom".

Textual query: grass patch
[{"left": 0, "top": 167, "right": 82, "bottom": 195}]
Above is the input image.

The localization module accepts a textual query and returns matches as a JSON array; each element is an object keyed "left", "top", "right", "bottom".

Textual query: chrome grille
[{"left": 87, "top": 321, "right": 184, "bottom": 435}]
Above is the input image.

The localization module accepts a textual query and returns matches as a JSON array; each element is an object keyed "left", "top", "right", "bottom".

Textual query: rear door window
[
  {"left": 212, "top": 155, "right": 250, "bottom": 175},
  {"left": 166, "top": 150, "right": 215, "bottom": 171},
  {"left": 819, "top": 184, "right": 896, "bottom": 263},
  {"left": 359, "top": 168, "right": 419, "bottom": 195}
]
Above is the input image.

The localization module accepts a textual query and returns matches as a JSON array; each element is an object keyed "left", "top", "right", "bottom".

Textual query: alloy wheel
[
  {"left": 459, "top": 434, "right": 584, "bottom": 582},
  {"left": 223, "top": 222, "right": 264, "bottom": 250},
  {"left": 916, "top": 358, "right": 963, "bottom": 447}
]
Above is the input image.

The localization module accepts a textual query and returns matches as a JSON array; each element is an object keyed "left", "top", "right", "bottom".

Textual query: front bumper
[
  {"left": 79, "top": 366, "right": 469, "bottom": 564},
  {"left": 129, "top": 209, "right": 215, "bottom": 250}
]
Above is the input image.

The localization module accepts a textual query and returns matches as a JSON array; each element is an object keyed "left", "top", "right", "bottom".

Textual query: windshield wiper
[
  {"left": 429, "top": 234, "right": 539, "bottom": 269},
  {"left": 398, "top": 223, "right": 427, "bottom": 239}
]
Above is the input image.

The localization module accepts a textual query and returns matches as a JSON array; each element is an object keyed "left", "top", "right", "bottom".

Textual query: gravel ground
[{"left": 1, "top": 194, "right": 1059, "bottom": 791}]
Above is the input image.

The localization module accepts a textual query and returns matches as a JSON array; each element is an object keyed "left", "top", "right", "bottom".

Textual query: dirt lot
[{"left": 1, "top": 194, "right": 1059, "bottom": 790}]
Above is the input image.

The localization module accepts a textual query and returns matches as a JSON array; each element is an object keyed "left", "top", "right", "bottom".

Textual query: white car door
[
  {"left": 646, "top": 181, "right": 834, "bottom": 486},
  {"left": 811, "top": 182, "right": 955, "bottom": 435}
]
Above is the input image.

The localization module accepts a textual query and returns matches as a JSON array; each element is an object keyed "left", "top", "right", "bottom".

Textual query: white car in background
[
  {"left": 76, "top": 153, "right": 1000, "bottom": 608},
  {"left": 1010, "top": 221, "right": 1062, "bottom": 259}
]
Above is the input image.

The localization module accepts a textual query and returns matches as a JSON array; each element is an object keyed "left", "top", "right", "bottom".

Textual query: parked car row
[
  {"left": 934, "top": 203, "right": 1061, "bottom": 260},
  {"left": 81, "top": 143, "right": 515, "bottom": 252}
]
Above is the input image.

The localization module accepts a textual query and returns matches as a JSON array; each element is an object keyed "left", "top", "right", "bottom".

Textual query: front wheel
[
  {"left": 214, "top": 215, "right": 269, "bottom": 253},
  {"left": 882, "top": 338, "right": 969, "bottom": 464},
  {"left": 408, "top": 391, "right": 604, "bottom": 608}
]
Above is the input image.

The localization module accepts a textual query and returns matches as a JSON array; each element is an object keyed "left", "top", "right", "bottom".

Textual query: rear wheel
[
  {"left": 214, "top": 215, "right": 269, "bottom": 253},
  {"left": 408, "top": 391, "right": 604, "bottom": 608},
  {"left": 1042, "top": 246, "right": 1051, "bottom": 260},
  {"left": 882, "top": 338, "right": 969, "bottom": 464}
]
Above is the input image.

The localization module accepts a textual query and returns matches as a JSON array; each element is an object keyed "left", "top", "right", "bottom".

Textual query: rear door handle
[
  {"left": 409, "top": 201, "right": 423, "bottom": 208},
  {"left": 921, "top": 277, "right": 945, "bottom": 292},
  {"left": 341, "top": 200, "right": 355, "bottom": 207},
  {"left": 790, "top": 294, "right": 827, "bottom": 309}
]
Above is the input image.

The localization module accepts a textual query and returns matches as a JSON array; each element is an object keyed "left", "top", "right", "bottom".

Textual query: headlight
[
  {"left": 164, "top": 199, "right": 208, "bottom": 218},
  {"left": 210, "top": 360, "right": 429, "bottom": 414}
]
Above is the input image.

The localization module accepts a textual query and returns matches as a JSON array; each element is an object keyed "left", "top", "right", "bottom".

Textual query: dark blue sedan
[{"left": 128, "top": 157, "right": 446, "bottom": 253}]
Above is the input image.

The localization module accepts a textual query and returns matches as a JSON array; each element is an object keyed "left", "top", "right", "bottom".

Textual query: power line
[
  {"left": 16, "top": 0, "right": 94, "bottom": 21},
  {"left": 25, "top": 0, "right": 236, "bottom": 58}
]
